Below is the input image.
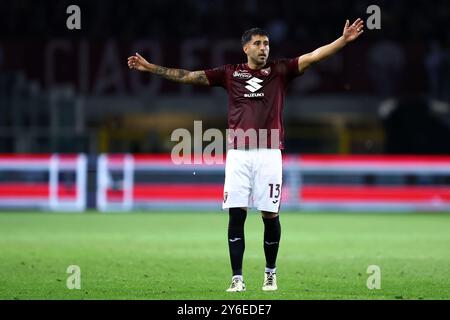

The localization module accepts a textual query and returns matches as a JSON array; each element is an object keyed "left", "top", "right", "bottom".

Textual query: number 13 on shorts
[{"left": 268, "top": 183, "right": 281, "bottom": 204}]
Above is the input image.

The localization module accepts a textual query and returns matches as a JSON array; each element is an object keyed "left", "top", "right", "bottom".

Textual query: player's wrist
[
  {"left": 146, "top": 63, "right": 156, "bottom": 72},
  {"left": 338, "top": 36, "right": 349, "bottom": 46}
]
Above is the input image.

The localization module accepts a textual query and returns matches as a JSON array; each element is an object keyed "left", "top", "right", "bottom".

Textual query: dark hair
[{"left": 241, "top": 28, "right": 269, "bottom": 46}]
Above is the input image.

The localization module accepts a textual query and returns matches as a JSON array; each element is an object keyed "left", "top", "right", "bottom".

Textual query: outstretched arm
[
  {"left": 127, "top": 53, "right": 210, "bottom": 86},
  {"left": 298, "top": 18, "right": 364, "bottom": 74}
]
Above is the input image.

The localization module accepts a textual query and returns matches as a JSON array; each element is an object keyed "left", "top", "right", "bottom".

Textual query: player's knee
[
  {"left": 229, "top": 208, "right": 247, "bottom": 225},
  {"left": 230, "top": 207, "right": 247, "bottom": 214},
  {"left": 261, "top": 211, "right": 279, "bottom": 219}
]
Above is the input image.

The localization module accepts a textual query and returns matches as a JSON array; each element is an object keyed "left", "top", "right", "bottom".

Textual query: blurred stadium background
[
  {"left": 0, "top": 0, "right": 450, "bottom": 300},
  {"left": 0, "top": 0, "right": 449, "bottom": 212}
]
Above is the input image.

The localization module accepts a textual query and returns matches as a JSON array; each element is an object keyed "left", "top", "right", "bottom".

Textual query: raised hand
[
  {"left": 342, "top": 18, "right": 364, "bottom": 43},
  {"left": 127, "top": 53, "right": 151, "bottom": 72}
]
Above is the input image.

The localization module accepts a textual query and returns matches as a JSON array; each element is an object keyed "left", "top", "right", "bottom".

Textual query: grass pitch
[{"left": 0, "top": 211, "right": 449, "bottom": 300}]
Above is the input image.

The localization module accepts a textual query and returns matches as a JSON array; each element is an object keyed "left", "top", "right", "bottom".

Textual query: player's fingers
[
  {"left": 128, "top": 57, "right": 138, "bottom": 66},
  {"left": 356, "top": 21, "right": 364, "bottom": 31},
  {"left": 136, "top": 52, "right": 145, "bottom": 60},
  {"left": 352, "top": 18, "right": 362, "bottom": 28},
  {"left": 345, "top": 19, "right": 349, "bottom": 29}
]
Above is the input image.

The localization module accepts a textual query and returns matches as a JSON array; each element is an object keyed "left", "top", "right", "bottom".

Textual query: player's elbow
[{"left": 298, "top": 54, "right": 316, "bottom": 73}]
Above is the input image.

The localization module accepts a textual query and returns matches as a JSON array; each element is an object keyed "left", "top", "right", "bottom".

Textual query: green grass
[{"left": 0, "top": 211, "right": 449, "bottom": 300}]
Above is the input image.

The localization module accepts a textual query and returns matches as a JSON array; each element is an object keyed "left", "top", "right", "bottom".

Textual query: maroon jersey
[{"left": 204, "top": 58, "right": 301, "bottom": 150}]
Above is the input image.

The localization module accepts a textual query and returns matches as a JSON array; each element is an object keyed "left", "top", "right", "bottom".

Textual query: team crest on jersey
[
  {"left": 261, "top": 67, "right": 271, "bottom": 76},
  {"left": 233, "top": 70, "right": 252, "bottom": 79}
]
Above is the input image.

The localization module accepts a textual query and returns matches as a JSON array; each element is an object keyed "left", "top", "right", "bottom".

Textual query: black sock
[
  {"left": 228, "top": 208, "right": 247, "bottom": 276},
  {"left": 263, "top": 215, "right": 281, "bottom": 270}
]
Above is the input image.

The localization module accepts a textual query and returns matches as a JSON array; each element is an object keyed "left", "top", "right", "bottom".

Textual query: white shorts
[{"left": 222, "top": 148, "right": 282, "bottom": 213}]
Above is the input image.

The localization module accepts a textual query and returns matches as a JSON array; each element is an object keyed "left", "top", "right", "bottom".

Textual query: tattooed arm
[{"left": 127, "top": 53, "right": 209, "bottom": 86}]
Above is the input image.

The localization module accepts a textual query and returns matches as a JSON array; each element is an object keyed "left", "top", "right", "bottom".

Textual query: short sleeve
[
  {"left": 204, "top": 65, "right": 229, "bottom": 88},
  {"left": 286, "top": 57, "right": 301, "bottom": 77},
  {"left": 275, "top": 57, "right": 301, "bottom": 81}
]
